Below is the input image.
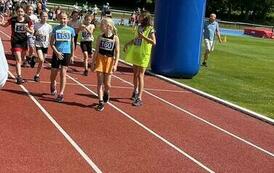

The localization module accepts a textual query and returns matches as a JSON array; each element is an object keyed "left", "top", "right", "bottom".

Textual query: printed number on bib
[
  {"left": 36, "top": 35, "right": 47, "bottom": 42},
  {"left": 15, "top": 23, "right": 27, "bottom": 33},
  {"left": 82, "top": 32, "right": 91, "bottom": 40},
  {"left": 56, "top": 30, "right": 71, "bottom": 41},
  {"left": 100, "top": 38, "right": 115, "bottom": 51}
]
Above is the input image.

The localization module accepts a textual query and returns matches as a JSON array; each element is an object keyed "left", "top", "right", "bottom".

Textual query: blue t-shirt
[
  {"left": 203, "top": 21, "right": 220, "bottom": 41},
  {"left": 52, "top": 25, "right": 75, "bottom": 54}
]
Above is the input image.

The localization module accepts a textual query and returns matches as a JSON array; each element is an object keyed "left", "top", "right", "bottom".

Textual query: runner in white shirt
[
  {"left": 26, "top": 4, "right": 39, "bottom": 67},
  {"left": 32, "top": 11, "right": 52, "bottom": 82},
  {"left": 79, "top": 13, "right": 95, "bottom": 76}
]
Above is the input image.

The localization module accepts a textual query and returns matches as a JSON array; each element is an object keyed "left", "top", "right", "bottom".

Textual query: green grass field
[{"left": 86, "top": 25, "right": 274, "bottom": 119}]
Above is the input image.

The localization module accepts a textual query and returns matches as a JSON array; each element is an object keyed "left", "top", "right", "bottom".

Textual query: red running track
[{"left": 0, "top": 27, "right": 273, "bottom": 173}]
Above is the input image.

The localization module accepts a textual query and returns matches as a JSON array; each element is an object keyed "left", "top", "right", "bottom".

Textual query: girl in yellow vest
[
  {"left": 94, "top": 18, "right": 120, "bottom": 111},
  {"left": 124, "top": 11, "right": 156, "bottom": 106}
]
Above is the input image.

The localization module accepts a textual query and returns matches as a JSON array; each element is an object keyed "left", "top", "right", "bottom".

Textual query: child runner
[
  {"left": 26, "top": 4, "right": 38, "bottom": 67},
  {"left": 0, "top": 5, "right": 34, "bottom": 84},
  {"left": 79, "top": 13, "right": 95, "bottom": 76},
  {"left": 124, "top": 11, "right": 156, "bottom": 106},
  {"left": 68, "top": 10, "right": 80, "bottom": 63},
  {"left": 93, "top": 17, "right": 120, "bottom": 111},
  {"left": 50, "top": 11, "right": 75, "bottom": 103},
  {"left": 32, "top": 11, "right": 52, "bottom": 82}
]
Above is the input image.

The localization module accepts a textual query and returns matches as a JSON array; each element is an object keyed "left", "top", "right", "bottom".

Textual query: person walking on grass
[
  {"left": 0, "top": 5, "right": 34, "bottom": 84},
  {"left": 50, "top": 12, "right": 75, "bottom": 103},
  {"left": 202, "top": 13, "right": 222, "bottom": 67},
  {"left": 31, "top": 12, "right": 52, "bottom": 82},
  {"left": 93, "top": 17, "right": 120, "bottom": 111},
  {"left": 124, "top": 11, "right": 156, "bottom": 107},
  {"left": 79, "top": 13, "right": 95, "bottom": 76}
]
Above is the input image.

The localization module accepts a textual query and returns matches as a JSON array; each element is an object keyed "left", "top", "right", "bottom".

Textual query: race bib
[
  {"left": 100, "top": 38, "right": 115, "bottom": 51},
  {"left": 15, "top": 23, "right": 27, "bottom": 33},
  {"left": 55, "top": 30, "right": 71, "bottom": 41},
  {"left": 36, "top": 34, "right": 47, "bottom": 42},
  {"left": 82, "top": 31, "right": 91, "bottom": 40}
]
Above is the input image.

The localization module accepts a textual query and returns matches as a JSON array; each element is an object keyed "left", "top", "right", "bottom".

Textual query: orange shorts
[{"left": 94, "top": 54, "right": 115, "bottom": 74}]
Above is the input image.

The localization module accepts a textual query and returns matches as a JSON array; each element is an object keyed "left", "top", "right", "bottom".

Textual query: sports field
[{"left": 93, "top": 26, "right": 274, "bottom": 119}]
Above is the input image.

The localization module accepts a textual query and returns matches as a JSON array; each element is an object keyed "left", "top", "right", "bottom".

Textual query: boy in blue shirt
[
  {"left": 202, "top": 13, "right": 222, "bottom": 67},
  {"left": 50, "top": 12, "right": 75, "bottom": 102}
]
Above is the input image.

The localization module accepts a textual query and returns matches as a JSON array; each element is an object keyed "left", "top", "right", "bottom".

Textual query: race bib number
[
  {"left": 100, "top": 38, "right": 115, "bottom": 51},
  {"left": 36, "top": 34, "right": 47, "bottom": 42},
  {"left": 55, "top": 30, "right": 71, "bottom": 41},
  {"left": 15, "top": 23, "right": 27, "bottom": 33},
  {"left": 82, "top": 31, "right": 91, "bottom": 40}
]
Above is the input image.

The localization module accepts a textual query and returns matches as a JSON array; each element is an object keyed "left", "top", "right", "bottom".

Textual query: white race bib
[
  {"left": 99, "top": 38, "right": 115, "bottom": 51},
  {"left": 15, "top": 23, "right": 27, "bottom": 33},
  {"left": 55, "top": 30, "right": 71, "bottom": 41}
]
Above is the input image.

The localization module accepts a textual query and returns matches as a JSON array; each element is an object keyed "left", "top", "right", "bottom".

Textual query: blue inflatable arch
[{"left": 151, "top": 0, "right": 207, "bottom": 78}]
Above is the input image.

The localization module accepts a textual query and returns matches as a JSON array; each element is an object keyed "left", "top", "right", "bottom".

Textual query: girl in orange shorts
[{"left": 93, "top": 18, "right": 120, "bottom": 111}]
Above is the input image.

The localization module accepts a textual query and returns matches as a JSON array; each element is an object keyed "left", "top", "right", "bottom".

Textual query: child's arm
[
  {"left": 0, "top": 16, "right": 10, "bottom": 27},
  {"left": 91, "top": 35, "right": 101, "bottom": 69},
  {"left": 138, "top": 30, "right": 156, "bottom": 45},
  {"left": 50, "top": 34, "right": 64, "bottom": 60},
  {"left": 113, "top": 35, "right": 120, "bottom": 72},
  {"left": 124, "top": 39, "right": 134, "bottom": 52},
  {"left": 84, "top": 24, "right": 95, "bottom": 35}
]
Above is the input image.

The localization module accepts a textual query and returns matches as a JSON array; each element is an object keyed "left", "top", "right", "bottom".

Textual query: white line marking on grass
[
  {"left": 66, "top": 74, "right": 215, "bottom": 173},
  {"left": 112, "top": 75, "right": 274, "bottom": 157},
  {"left": 8, "top": 72, "right": 103, "bottom": 173}
]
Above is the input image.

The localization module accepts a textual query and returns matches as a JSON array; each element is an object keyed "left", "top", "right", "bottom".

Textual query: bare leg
[
  {"left": 35, "top": 50, "right": 45, "bottom": 76},
  {"left": 14, "top": 51, "right": 22, "bottom": 77},
  {"left": 59, "top": 66, "right": 68, "bottom": 95},
  {"left": 137, "top": 67, "right": 146, "bottom": 100},
  {"left": 97, "top": 72, "right": 104, "bottom": 101}
]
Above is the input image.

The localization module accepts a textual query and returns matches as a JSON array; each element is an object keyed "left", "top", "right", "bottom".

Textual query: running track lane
[
  {"left": 6, "top": 59, "right": 211, "bottom": 173},
  {"left": 0, "top": 80, "right": 95, "bottom": 172},
  {"left": 0, "top": 26, "right": 274, "bottom": 172},
  {"left": 67, "top": 63, "right": 274, "bottom": 172}
]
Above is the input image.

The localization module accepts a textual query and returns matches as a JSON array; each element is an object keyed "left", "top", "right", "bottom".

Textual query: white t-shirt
[
  {"left": 80, "top": 24, "right": 95, "bottom": 42},
  {"left": 34, "top": 22, "right": 52, "bottom": 48}
]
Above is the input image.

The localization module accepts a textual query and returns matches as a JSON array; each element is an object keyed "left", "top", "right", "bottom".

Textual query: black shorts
[
  {"left": 11, "top": 39, "right": 28, "bottom": 50},
  {"left": 51, "top": 53, "right": 71, "bottom": 68},
  {"left": 80, "top": 41, "right": 93, "bottom": 55},
  {"left": 36, "top": 47, "right": 48, "bottom": 54}
]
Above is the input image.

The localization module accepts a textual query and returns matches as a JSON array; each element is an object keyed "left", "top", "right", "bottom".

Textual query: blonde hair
[{"left": 100, "top": 17, "right": 117, "bottom": 35}]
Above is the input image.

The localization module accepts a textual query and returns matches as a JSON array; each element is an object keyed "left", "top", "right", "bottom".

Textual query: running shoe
[
  {"left": 96, "top": 101, "right": 105, "bottom": 111},
  {"left": 132, "top": 98, "right": 143, "bottom": 107},
  {"left": 16, "top": 76, "right": 25, "bottom": 84},
  {"left": 55, "top": 95, "right": 64, "bottom": 103},
  {"left": 34, "top": 75, "right": 40, "bottom": 82}
]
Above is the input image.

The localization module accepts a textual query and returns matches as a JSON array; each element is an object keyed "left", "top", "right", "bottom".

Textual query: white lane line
[
  {"left": 8, "top": 71, "right": 103, "bottom": 173},
  {"left": 23, "top": 80, "right": 190, "bottom": 93},
  {"left": 112, "top": 75, "right": 274, "bottom": 157},
  {"left": 66, "top": 74, "right": 215, "bottom": 173}
]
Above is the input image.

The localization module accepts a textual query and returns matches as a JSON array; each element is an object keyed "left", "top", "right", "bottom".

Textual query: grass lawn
[
  {"left": 76, "top": 24, "right": 274, "bottom": 119},
  {"left": 115, "top": 26, "right": 274, "bottom": 119}
]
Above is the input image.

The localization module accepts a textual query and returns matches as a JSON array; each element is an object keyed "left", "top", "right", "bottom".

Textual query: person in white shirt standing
[{"left": 32, "top": 11, "right": 52, "bottom": 82}]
